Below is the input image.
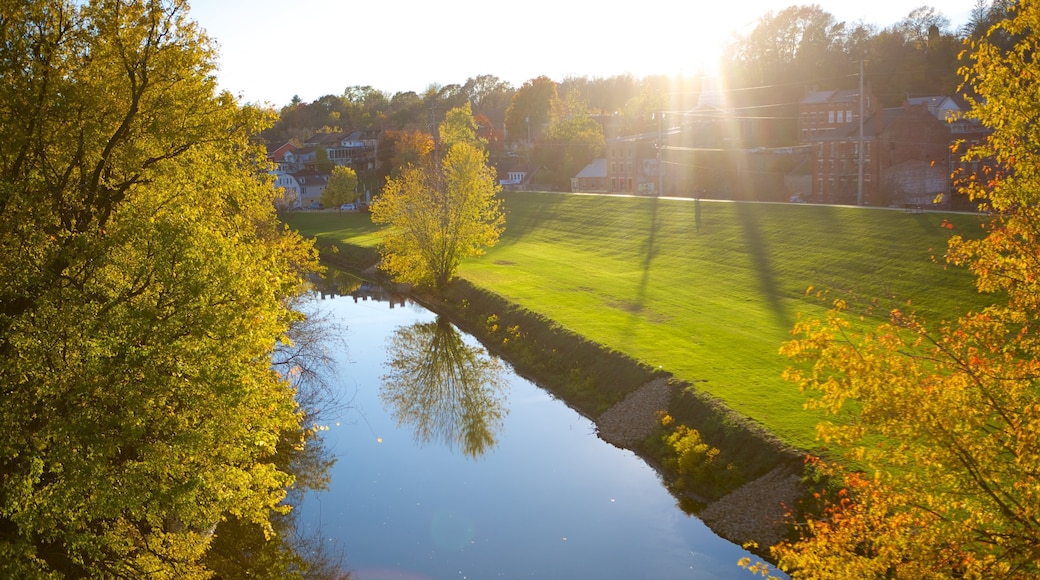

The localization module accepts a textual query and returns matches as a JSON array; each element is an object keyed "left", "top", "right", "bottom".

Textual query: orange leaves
[{"left": 780, "top": 290, "right": 1040, "bottom": 575}]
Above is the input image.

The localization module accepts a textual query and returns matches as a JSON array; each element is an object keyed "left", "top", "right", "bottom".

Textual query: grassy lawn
[{"left": 284, "top": 193, "right": 994, "bottom": 451}]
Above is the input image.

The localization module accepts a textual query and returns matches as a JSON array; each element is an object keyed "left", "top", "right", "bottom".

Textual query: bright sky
[{"left": 188, "top": 0, "right": 979, "bottom": 108}]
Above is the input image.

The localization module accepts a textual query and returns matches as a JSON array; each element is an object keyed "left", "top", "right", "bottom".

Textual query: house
[
  {"left": 286, "top": 145, "right": 317, "bottom": 170},
  {"left": 799, "top": 88, "right": 876, "bottom": 144},
  {"left": 878, "top": 101, "right": 955, "bottom": 206},
  {"left": 571, "top": 158, "right": 607, "bottom": 193},
  {"left": 267, "top": 142, "right": 297, "bottom": 171},
  {"left": 302, "top": 129, "right": 383, "bottom": 173},
  {"left": 500, "top": 171, "right": 527, "bottom": 190},
  {"left": 809, "top": 107, "right": 882, "bottom": 204},
  {"left": 327, "top": 130, "right": 381, "bottom": 171},
  {"left": 267, "top": 142, "right": 302, "bottom": 210},
  {"left": 495, "top": 154, "right": 529, "bottom": 190},
  {"left": 603, "top": 77, "right": 761, "bottom": 197},
  {"left": 906, "top": 95, "right": 990, "bottom": 209},
  {"left": 294, "top": 170, "right": 330, "bottom": 208},
  {"left": 273, "top": 172, "right": 302, "bottom": 210},
  {"left": 606, "top": 131, "right": 659, "bottom": 194},
  {"left": 808, "top": 99, "right": 952, "bottom": 205},
  {"left": 264, "top": 128, "right": 386, "bottom": 211},
  {"left": 906, "top": 96, "right": 961, "bottom": 122}
]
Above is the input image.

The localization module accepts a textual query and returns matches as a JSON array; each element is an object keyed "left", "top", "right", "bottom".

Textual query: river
[{"left": 293, "top": 278, "right": 766, "bottom": 579}]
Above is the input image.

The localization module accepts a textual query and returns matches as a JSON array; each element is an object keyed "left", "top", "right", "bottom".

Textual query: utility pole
[
  {"left": 857, "top": 59, "right": 865, "bottom": 206},
  {"left": 658, "top": 110, "right": 664, "bottom": 197}
]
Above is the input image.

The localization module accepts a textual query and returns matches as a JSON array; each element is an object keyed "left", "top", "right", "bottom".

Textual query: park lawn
[
  {"left": 284, "top": 192, "right": 994, "bottom": 451},
  {"left": 284, "top": 210, "right": 382, "bottom": 249}
]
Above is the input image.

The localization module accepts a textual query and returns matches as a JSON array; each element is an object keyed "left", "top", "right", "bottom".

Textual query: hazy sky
[{"left": 188, "top": 0, "right": 980, "bottom": 108}]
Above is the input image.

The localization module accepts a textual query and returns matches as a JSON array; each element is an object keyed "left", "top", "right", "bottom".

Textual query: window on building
[
  {"left": 837, "top": 111, "right": 844, "bottom": 123},
  {"left": 828, "top": 111, "right": 835, "bottom": 123}
]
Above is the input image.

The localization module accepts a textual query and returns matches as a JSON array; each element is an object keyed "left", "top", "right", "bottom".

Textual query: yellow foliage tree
[
  {"left": 370, "top": 105, "right": 504, "bottom": 289},
  {"left": 754, "top": 5, "right": 1040, "bottom": 579},
  {"left": 0, "top": 0, "right": 318, "bottom": 576},
  {"left": 321, "top": 165, "right": 358, "bottom": 208}
]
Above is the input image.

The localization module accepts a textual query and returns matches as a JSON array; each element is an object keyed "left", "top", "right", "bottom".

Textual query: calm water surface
[{"left": 297, "top": 286, "right": 763, "bottom": 579}]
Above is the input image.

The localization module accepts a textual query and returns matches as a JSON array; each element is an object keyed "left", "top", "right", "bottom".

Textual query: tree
[
  {"left": 370, "top": 105, "right": 504, "bottom": 289},
  {"left": 0, "top": 0, "right": 318, "bottom": 576},
  {"left": 536, "top": 114, "right": 605, "bottom": 190},
  {"left": 504, "top": 76, "right": 559, "bottom": 143},
  {"left": 461, "top": 74, "right": 514, "bottom": 130},
  {"left": 384, "top": 128, "right": 435, "bottom": 178},
  {"left": 748, "top": 5, "right": 1040, "bottom": 578},
  {"left": 313, "top": 144, "right": 335, "bottom": 172},
  {"left": 342, "top": 84, "right": 390, "bottom": 128},
  {"left": 439, "top": 101, "right": 485, "bottom": 151},
  {"left": 387, "top": 90, "right": 424, "bottom": 129},
  {"left": 321, "top": 165, "right": 358, "bottom": 208}
]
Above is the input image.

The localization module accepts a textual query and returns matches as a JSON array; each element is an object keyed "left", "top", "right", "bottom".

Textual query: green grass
[{"left": 283, "top": 193, "right": 994, "bottom": 451}]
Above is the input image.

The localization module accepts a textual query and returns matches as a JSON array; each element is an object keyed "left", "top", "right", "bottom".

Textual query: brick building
[
  {"left": 799, "top": 88, "right": 875, "bottom": 144},
  {"left": 804, "top": 87, "right": 954, "bottom": 206}
]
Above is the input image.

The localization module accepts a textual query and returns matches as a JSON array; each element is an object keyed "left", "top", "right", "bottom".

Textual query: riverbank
[
  {"left": 321, "top": 247, "right": 806, "bottom": 556},
  {"left": 286, "top": 195, "right": 990, "bottom": 453}
]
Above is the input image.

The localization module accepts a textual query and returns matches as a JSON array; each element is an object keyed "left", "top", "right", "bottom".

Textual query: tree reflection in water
[
  {"left": 381, "top": 316, "right": 509, "bottom": 458},
  {"left": 203, "top": 289, "right": 350, "bottom": 579}
]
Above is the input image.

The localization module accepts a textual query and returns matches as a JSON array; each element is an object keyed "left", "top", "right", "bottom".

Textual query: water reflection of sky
[{"left": 297, "top": 291, "right": 767, "bottom": 580}]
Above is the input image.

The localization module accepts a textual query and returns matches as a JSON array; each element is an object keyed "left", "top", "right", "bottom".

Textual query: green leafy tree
[
  {"left": 313, "top": 145, "right": 335, "bottom": 172},
  {"left": 504, "top": 76, "right": 559, "bottom": 143},
  {"left": 370, "top": 105, "right": 504, "bottom": 289},
  {"left": 536, "top": 113, "right": 605, "bottom": 190},
  {"left": 0, "top": 0, "right": 318, "bottom": 576},
  {"left": 321, "top": 165, "right": 358, "bottom": 208},
  {"left": 461, "top": 74, "right": 514, "bottom": 131},
  {"left": 743, "top": 5, "right": 1040, "bottom": 579}
]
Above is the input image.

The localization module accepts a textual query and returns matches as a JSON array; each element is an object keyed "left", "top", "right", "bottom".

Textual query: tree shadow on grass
[
  {"left": 734, "top": 202, "right": 793, "bottom": 332},
  {"left": 613, "top": 196, "right": 662, "bottom": 350}
]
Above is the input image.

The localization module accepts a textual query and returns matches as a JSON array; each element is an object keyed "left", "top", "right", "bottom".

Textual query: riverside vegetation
[{"left": 284, "top": 194, "right": 991, "bottom": 505}]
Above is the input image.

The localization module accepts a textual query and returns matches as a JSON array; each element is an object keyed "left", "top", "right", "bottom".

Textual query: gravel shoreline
[
  {"left": 595, "top": 379, "right": 805, "bottom": 551},
  {"left": 596, "top": 377, "right": 673, "bottom": 447}
]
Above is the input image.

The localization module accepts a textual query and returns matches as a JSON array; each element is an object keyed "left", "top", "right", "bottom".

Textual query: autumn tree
[
  {"left": 439, "top": 102, "right": 485, "bottom": 150},
  {"left": 370, "top": 104, "right": 504, "bottom": 289},
  {"left": 747, "top": 4, "right": 1040, "bottom": 578},
  {"left": 384, "top": 128, "right": 436, "bottom": 177},
  {"left": 321, "top": 165, "right": 359, "bottom": 208},
  {"left": 461, "top": 74, "right": 514, "bottom": 132},
  {"left": 0, "top": 0, "right": 317, "bottom": 576}
]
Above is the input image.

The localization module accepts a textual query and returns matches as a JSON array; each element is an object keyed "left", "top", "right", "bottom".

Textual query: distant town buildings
[
  {"left": 272, "top": 80, "right": 990, "bottom": 211},
  {"left": 570, "top": 80, "right": 988, "bottom": 209}
]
